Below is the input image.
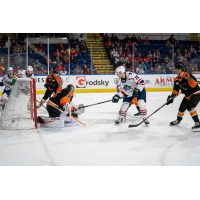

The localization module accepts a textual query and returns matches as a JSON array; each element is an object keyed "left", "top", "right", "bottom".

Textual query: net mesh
[{"left": 0, "top": 78, "right": 36, "bottom": 130}]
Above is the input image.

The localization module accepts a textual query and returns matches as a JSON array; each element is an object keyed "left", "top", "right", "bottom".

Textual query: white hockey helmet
[
  {"left": 8, "top": 67, "right": 13, "bottom": 71},
  {"left": 115, "top": 66, "right": 125, "bottom": 76},
  {"left": 27, "top": 66, "right": 33, "bottom": 72}
]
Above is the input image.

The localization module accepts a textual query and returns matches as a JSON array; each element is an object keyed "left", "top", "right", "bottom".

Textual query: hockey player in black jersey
[{"left": 166, "top": 62, "right": 200, "bottom": 131}]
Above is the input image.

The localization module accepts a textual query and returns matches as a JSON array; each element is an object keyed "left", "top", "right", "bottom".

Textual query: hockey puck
[{"left": 12, "top": 120, "right": 15, "bottom": 123}]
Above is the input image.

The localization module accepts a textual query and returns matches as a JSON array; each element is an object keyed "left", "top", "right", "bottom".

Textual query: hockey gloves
[
  {"left": 112, "top": 94, "right": 120, "bottom": 103},
  {"left": 0, "top": 82, "right": 4, "bottom": 86},
  {"left": 166, "top": 94, "right": 176, "bottom": 105},
  {"left": 132, "top": 88, "right": 139, "bottom": 98}
]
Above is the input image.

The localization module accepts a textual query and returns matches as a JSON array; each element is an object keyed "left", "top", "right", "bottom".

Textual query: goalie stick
[{"left": 128, "top": 92, "right": 181, "bottom": 128}]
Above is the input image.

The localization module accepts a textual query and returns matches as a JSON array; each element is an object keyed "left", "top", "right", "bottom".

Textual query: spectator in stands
[
  {"left": 173, "top": 53, "right": 177, "bottom": 63},
  {"left": 164, "top": 54, "right": 170, "bottom": 64},
  {"left": 63, "top": 54, "right": 69, "bottom": 63},
  {"left": 110, "top": 48, "right": 118, "bottom": 65},
  {"left": 115, "top": 55, "right": 120, "bottom": 66},
  {"left": 125, "top": 49, "right": 132, "bottom": 57},
  {"left": 126, "top": 60, "right": 132, "bottom": 70},
  {"left": 137, "top": 36, "right": 143, "bottom": 44},
  {"left": 14, "top": 53, "right": 23, "bottom": 65},
  {"left": 58, "top": 42, "right": 66, "bottom": 53},
  {"left": 111, "top": 33, "right": 119, "bottom": 43},
  {"left": 109, "top": 43, "right": 115, "bottom": 54},
  {"left": 169, "top": 59, "right": 175, "bottom": 69},
  {"left": 53, "top": 49, "right": 62, "bottom": 57},
  {"left": 39, "top": 66, "right": 47, "bottom": 75},
  {"left": 78, "top": 34, "right": 86, "bottom": 42},
  {"left": 103, "top": 34, "right": 109, "bottom": 43},
  {"left": 85, "top": 68, "right": 92, "bottom": 74},
  {"left": 165, "top": 63, "right": 172, "bottom": 74},
  {"left": 132, "top": 41, "right": 138, "bottom": 48},
  {"left": 144, "top": 37, "right": 149, "bottom": 44},
  {"left": 124, "top": 35, "right": 131, "bottom": 44},
  {"left": 13, "top": 42, "right": 22, "bottom": 53},
  {"left": 71, "top": 37, "right": 79, "bottom": 48},
  {"left": 162, "top": 69, "right": 167, "bottom": 74},
  {"left": 1, "top": 34, "right": 8, "bottom": 46},
  {"left": 105, "top": 38, "right": 113, "bottom": 48},
  {"left": 0, "top": 56, "right": 5, "bottom": 64},
  {"left": 190, "top": 59, "right": 197, "bottom": 69},
  {"left": 151, "top": 54, "right": 157, "bottom": 67},
  {"left": 177, "top": 53, "right": 184, "bottom": 62},
  {"left": 148, "top": 67, "right": 155, "bottom": 74},
  {"left": 134, "top": 60, "right": 139, "bottom": 69},
  {"left": 136, "top": 53, "right": 143, "bottom": 64},
  {"left": 121, "top": 53, "right": 128, "bottom": 63},
  {"left": 154, "top": 49, "right": 160, "bottom": 58},
  {"left": 183, "top": 57, "right": 188, "bottom": 67},
  {"left": 34, "top": 59, "right": 42, "bottom": 69},
  {"left": 134, "top": 47, "right": 139, "bottom": 57},
  {"left": 90, "top": 65, "right": 98, "bottom": 74},
  {"left": 82, "top": 64, "right": 88, "bottom": 74},
  {"left": 165, "top": 39, "right": 171, "bottom": 49},
  {"left": 56, "top": 63, "right": 65, "bottom": 73},
  {"left": 167, "top": 49, "right": 172, "bottom": 58},
  {"left": 176, "top": 48, "right": 180, "bottom": 55},
  {"left": 189, "top": 45, "right": 196, "bottom": 53},
  {"left": 131, "top": 35, "right": 137, "bottom": 43},
  {"left": 116, "top": 57, "right": 124, "bottom": 68},
  {"left": 148, "top": 50, "right": 152, "bottom": 58},
  {"left": 75, "top": 44, "right": 80, "bottom": 54},
  {"left": 183, "top": 54, "right": 189, "bottom": 61},
  {"left": 70, "top": 47, "right": 77, "bottom": 57},
  {"left": 21, "top": 42, "right": 27, "bottom": 53},
  {"left": 123, "top": 43, "right": 129, "bottom": 52},
  {"left": 126, "top": 40, "right": 132, "bottom": 47},
  {"left": 0, "top": 39, "right": 4, "bottom": 48},
  {"left": 73, "top": 64, "right": 81, "bottom": 74},
  {"left": 156, "top": 65, "right": 162, "bottom": 73},
  {"left": 70, "top": 55, "right": 77, "bottom": 64},
  {"left": 183, "top": 49, "right": 189, "bottom": 58},
  {"left": 49, "top": 67, "right": 54, "bottom": 74},
  {"left": 118, "top": 49, "right": 123, "bottom": 58},
  {"left": 37, "top": 42, "right": 45, "bottom": 53},
  {"left": 141, "top": 61, "right": 147, "bottom": 70},
  {"left": 169, "top": 34, "right": 177, "bottom": 47},
  {"left": 144, "top": 54, "right": 152, "bottom": 65},
  {"left": 136, "top": 64, "right": 144, "bottom": 74},
  {"left": 115, "top": 42, "right": 122, "bottom": 52},
  {"left": 128, "top": 55, "right": 134, "bottom": 63},
  {"left": 80, "top": 43, "right": 88, "bottom": 53},
  {"left": 196, "top": 45, "right": 200, "bottom": 55}
]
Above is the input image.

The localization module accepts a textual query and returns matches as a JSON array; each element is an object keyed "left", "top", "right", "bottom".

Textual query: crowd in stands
[
  {"left": 0, "top": 34, "right": 98, "bottom": 76},
  {"left": 103, "top": 33, "right": 200, "bottom": 74}
]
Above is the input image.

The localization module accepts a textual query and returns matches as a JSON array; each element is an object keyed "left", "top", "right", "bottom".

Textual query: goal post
[{"left": 0, "top": 78, "right": 37, "bottom": 130}]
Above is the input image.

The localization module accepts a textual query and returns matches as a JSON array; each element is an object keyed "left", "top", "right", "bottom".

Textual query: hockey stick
[
  {"left": 78, "top": 96, "right": 126, "bottom": 109},
  {"left": 128, "top": 92, "right": 181, "bottom": 128},
  {"left": 36, "top": 99, "right": 47, "bottom": 109}
]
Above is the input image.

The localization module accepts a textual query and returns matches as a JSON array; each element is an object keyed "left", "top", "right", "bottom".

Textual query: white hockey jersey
[
  {"left": 17, "top": 70, "right": 35, "bottom": 80},
  {"left": 116, "top": 72, "right": 145, "bottom": 97},
  {"left": 0, "top": 74, "right": 17, "bottom": 91}
]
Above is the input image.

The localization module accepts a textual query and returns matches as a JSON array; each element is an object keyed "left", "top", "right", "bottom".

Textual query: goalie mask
[{"left": 66, "top": 84, "right": 75, "bottom": 93}]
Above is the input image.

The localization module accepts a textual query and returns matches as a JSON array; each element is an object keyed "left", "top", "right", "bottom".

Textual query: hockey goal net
[{"left": 0, "top": 78, "right": 37, "bottom": 129}]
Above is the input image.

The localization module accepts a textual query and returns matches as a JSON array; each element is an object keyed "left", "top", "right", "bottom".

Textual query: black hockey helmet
[
  {"left": 176, "top": 62, "right": 185, "bottom": 71},
  {"left": 53, "top": 69, "right": 58, "bottom": 74},
  {"left": 66, "top": 84, "right": 75, "bottom": 92}
]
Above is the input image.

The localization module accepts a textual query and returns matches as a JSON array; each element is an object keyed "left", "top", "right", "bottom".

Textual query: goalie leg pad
[{"left": 37, "top": 116, "right": 64, "bottom": 128}]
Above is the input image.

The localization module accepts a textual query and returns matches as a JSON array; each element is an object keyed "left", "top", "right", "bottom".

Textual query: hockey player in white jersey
[
  {"left": 18, "top": 66, "right": 35, "bottom": 79},
  {"left": 0, "top": 67, "right": 17, "bottom": 108},
  {"left": 112, "top": 66, "right": 149, "bottom": 124}
]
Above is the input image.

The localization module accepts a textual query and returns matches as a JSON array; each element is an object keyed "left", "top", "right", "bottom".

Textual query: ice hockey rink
[{"left": 0, "top": 91, "right": 200, "bottom": 166}]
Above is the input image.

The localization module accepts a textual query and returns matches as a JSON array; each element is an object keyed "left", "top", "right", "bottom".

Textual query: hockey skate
[
  {"left": 170, "top": 119, "right": 180, "bottom": 125},
  {"left": 192, "top": 122, "right": 200, "bottom": 132},
  {"left": 115, "top": 116, "right": 125, "bottom": 124}
]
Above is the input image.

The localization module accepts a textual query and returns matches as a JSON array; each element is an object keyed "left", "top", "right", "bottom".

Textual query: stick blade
[
  {"left": 128, "top": 124, "right": 139, "bottom": 128},
  {"left": 86, "top": 119, "right": 96, "bottom": 127}
]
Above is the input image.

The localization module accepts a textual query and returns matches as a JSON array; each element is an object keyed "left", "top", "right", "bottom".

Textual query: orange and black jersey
[
  {"left": 46, "top": 74, "right": 62, "bottom": 93},
  {"left": 47, "top": 88, "right": 74, "bottom": 111},
  {"left": 172, "top": 72, "right": 200, "bottom": 98}
]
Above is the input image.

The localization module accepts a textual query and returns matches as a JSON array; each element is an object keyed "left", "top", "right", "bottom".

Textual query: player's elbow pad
[{"left": 0, "top": 82, "right": 4, "bottom": 86}]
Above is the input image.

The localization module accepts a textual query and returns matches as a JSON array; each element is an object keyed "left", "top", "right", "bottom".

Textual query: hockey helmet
[
  {"left": 66, "top": 84, "right": 75, "bottom": 93},
  {"left": 53, "top": 69, "right": 58, "bottom": 74},
  {"left": 8, "top": 67, "right": 13, "bottom": 71},
  {"left": 115, "top": 66, "right": 125, "bottom": 76},
  {"left": 27, "top": 66, "right": 33, "bottom": 72},
  {"left": 176, "top": 62, "right": 185, "bottom": 71}
]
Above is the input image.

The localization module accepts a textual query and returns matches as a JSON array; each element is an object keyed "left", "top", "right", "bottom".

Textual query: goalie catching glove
[
  {"left": 166, "top": 93, "right": 176, "bottom": 105},
  {"left": 112, "top": 94, "right": 120, "bottom": 103}
]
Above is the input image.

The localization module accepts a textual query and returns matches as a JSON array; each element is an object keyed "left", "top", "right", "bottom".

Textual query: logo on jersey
[
  {"left": 76, "top": 76, "right": 86, "bottom": 88},
  {"left": 123, "top": 85, "right": 131, "bottom": 90}
]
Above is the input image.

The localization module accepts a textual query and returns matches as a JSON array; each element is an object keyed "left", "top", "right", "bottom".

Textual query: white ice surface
[{"left": 0, "top": 92, "right": 200, "bottom": 166}]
